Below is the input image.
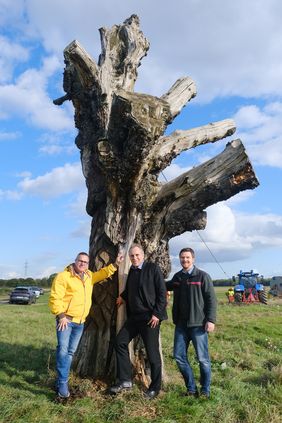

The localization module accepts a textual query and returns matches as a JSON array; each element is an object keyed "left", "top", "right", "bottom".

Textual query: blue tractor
[{"left": 233, "top": 270, "right": 267, "bottom": 305}]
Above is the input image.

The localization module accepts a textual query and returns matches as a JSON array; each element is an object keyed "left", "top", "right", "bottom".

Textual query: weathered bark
[{"left": 54, "top": 15, "right": 259, "bottom": 382}]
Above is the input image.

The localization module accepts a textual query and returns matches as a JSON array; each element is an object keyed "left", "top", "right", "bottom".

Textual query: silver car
[{"left": 9, "top": 286, "right": 36, "bottom": 305}]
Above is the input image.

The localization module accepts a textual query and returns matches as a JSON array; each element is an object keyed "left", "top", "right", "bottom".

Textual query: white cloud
[
  {"left": 38, "top": 132, "right": 76, "bottom": 156},
  {"left": 234, "top": 102, "right": 282, "bottom": 167},
  {"left": 1, "top": 1, "right": 282, "bottom": 281},
  {"left": 236, "top": 212, "right": 282, "bottom": 245},
  {"left": 20, "top": 251, "right": 62, "bottom": 279},
  {"left": 159, "top": 163, "right": 192, "bottom": 182},
  {"left": 5, "top": 271, "right": 22, "bottom": 279},
  {"left": 0, "top": 261, "right": 55, "bottom": 280},
  {"left": 16, "top": 171, "right": 32, "bottom": 178},
  {"left": 0, "top": 0, "right": 25, "bottom": 27},
  {"left": 0, "top": 35, "right": 30, "bottom": 83},
  {"left": 18, "top": 162, "right": 84, "bottom": 199},
  {"left": 5, "top": 0, "right": 281, "bottom": 102},
  {"left": 39, "top": 145, "right": 63, "bottom": 155},
  {"left": 234, "top": 105, "right": 268, "bottom": 129},
  {"left": 2, "top": 1, "right": 282, "bottom": 139},
  {"left": 251, "top": 140, "right": 282, "bottom": 167},
  {"left": 1, "top": 163, "right": 86, "bottom": 203},
  {"left": 169, "top": 203, "right": 282, "bottom": 266},
  {"left": 39, "top": 144, "right": 76, "bottom": 155},
  {"left": 0, "top": 131, "right": 21, "bottom": 141},
  {"left": 70, "top": 219, "right": 91, "bottom": 238},
  {"left": 0, "top": 189, "right": 23, "bottom": 201},
  {"left": 67, "top": 191, "right": 88, "bottom": 216},
  {"left": 226, "top": 190, "right": 255, "bottom": 206},
  {"left": 0, "top": 55, "right": 73, "bottom": 131},
  {"left": 36, "top": 266, "right": 57, "bottom": 279}
]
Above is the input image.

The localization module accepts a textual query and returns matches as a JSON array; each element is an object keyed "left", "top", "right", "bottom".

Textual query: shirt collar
[
  {"left": 131, "top": 261, "right": 144, "bottom": 270},
  {"left": 181, "top": 265, "right": 194, "bottom": 275},
  {"left": 68, "top": 264, "right": 90, "bottom": 279}
]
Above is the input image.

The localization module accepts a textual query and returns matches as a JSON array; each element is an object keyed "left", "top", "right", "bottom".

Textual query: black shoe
[
  {"left": 143, "top": 390, "right": 159, "bottom": 400},
  {"left": 109, "top": 381, "right": 132, "bottom": 395}
]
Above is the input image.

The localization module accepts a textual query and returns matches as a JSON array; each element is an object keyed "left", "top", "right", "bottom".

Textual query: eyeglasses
[{"left": 76, "top": 259, "right": 89, "bottom": 265}]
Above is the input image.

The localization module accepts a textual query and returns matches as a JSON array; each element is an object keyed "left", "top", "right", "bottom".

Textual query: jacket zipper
[
  {"left": 80, "top": 279, "right": 86, "bottom": 324},
  {"left": 65, "top": 297, "right": 72, "bottom": 314}
]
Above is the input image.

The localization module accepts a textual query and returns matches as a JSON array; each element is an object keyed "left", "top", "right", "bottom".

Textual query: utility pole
[{"left": 24, "top": 260, "right": 28, "bottom": 278}]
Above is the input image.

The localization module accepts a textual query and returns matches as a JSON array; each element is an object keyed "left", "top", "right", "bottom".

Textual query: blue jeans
[
  {"left": 56, "top": 321, "right": 84, "bottom": 383},
  {"left": 173, "top": 325, "right": 211, "bottom": 395}
]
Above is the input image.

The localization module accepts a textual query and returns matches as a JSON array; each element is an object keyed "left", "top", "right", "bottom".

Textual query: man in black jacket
[
  {"left": 166, "top": 247, "right": 217, "bottom": 398},
  {"left": 109, "top": 244, "right": 167, "bottom": 399}
]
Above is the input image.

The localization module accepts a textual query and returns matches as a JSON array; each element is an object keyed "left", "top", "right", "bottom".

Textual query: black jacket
[
  {"left": 121, "top": 261, "right": 168, "bottom": 321},
  {"left": 166, "top": 265, "right": 217, "bottom": 327}
]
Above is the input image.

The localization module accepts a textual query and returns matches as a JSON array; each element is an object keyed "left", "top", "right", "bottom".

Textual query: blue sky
[{"left": 1, "top": 0, "right": 282, "bottom": 280}]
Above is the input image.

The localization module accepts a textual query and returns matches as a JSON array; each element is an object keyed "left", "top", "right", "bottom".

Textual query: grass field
[{"left": 0, "top": 288, "right": 281, "bottom": 423}]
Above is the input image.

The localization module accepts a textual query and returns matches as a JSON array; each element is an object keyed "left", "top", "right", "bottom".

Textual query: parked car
[
  {"left": 9, "top": 286, "right": 36, "bottom": 305},
  {"left": 29, "top": 287, "right": 41, "bottom": 298},
  {"left": 34, "top": 286, "right": 44, "bottom": 295}
]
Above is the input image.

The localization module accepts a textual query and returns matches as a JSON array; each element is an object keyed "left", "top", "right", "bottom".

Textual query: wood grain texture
[{"left": 54, "top": 15, "right": 259, "bottom": 381}]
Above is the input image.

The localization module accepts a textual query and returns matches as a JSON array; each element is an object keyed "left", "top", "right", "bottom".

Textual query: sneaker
[
  {"left": 58, "top": 382, "right": 70, "bottom": 398},
  {"left": 199, "top": 391, "right": 210, "bottom": 399},
  {"left": 185, "top": 391, "right": 199, "bottom": 398},
  {"left": 109, "top": 381, "right": 132, "bottom": 395}
]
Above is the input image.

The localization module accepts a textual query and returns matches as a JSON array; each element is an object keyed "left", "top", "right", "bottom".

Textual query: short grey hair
[
  {"left": 129, "top": 243, "right": 144, "bottom": 254},
  {"left": 75, "top": 252, "right": 89, "bottom": 260}
]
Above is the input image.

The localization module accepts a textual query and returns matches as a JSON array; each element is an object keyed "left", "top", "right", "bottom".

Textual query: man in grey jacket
[{"left": 166, "top": 247, "right": 217, "bottom": 398}]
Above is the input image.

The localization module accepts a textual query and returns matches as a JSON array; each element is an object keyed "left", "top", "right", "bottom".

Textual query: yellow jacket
[
  {"left": 48, "top": 263, "right": 117, "bottom": 323},
  {"left": 226, "top": 288, "right": 234, "bottom": 297}
]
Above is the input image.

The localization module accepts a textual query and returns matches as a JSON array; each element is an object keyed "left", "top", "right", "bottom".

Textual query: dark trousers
[{"left": 115, "top": 318, "right": 162, "bottom": 392}]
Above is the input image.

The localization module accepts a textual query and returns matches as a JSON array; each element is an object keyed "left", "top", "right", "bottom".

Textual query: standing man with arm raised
[
  {"left": 166, "top": 247, "right": 217, "bottom": 399},
  {"left": 109, "top": 244, "right": 167, "bottom": 400},
  {"left": 49, "top": 251, "right": 123, "bottom": 399}
]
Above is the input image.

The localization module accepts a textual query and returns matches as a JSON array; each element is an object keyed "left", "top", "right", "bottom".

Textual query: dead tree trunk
[{"left": 54, "top": 15, "right": 259, "bottom": 382}]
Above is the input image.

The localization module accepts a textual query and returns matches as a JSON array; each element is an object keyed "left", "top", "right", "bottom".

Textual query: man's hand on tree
[
  {"left": 115, "top": 253, "right": 124, "bottom": 267},
  {"left": 116, "top": 296, "right": 124, "bottom": 307}
]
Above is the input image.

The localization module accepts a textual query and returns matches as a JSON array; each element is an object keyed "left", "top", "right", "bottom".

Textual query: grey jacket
[{"left": 166, "top": 265, "right": 217, "bottom": 327}]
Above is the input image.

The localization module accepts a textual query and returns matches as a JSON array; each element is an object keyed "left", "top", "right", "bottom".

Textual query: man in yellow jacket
[{"left": 49, "top": 251, "right": 123, "bottom": 399}]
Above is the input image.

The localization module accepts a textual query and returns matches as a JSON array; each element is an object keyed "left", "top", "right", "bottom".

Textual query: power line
[
  {"left": 196, "top": 230, "right": 230, "bottom": 278},
  {"left": 161, "top": 170, "right": 230, "bottom": 279}
]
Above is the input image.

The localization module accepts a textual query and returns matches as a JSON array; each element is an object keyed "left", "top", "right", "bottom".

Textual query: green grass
[{"left": 0, "top": 290, "right": 281, "bottom": 423}]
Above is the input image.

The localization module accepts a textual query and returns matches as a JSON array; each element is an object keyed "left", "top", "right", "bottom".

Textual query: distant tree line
[
  {"left": 212, "top": 278, "right": 271, "bottom": 287},
  {"left": 0, "top": 274, "right": 57, "bottom": 288},
  {"left": 0, "top": 276, "right": 272, "bottom": 289}
]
